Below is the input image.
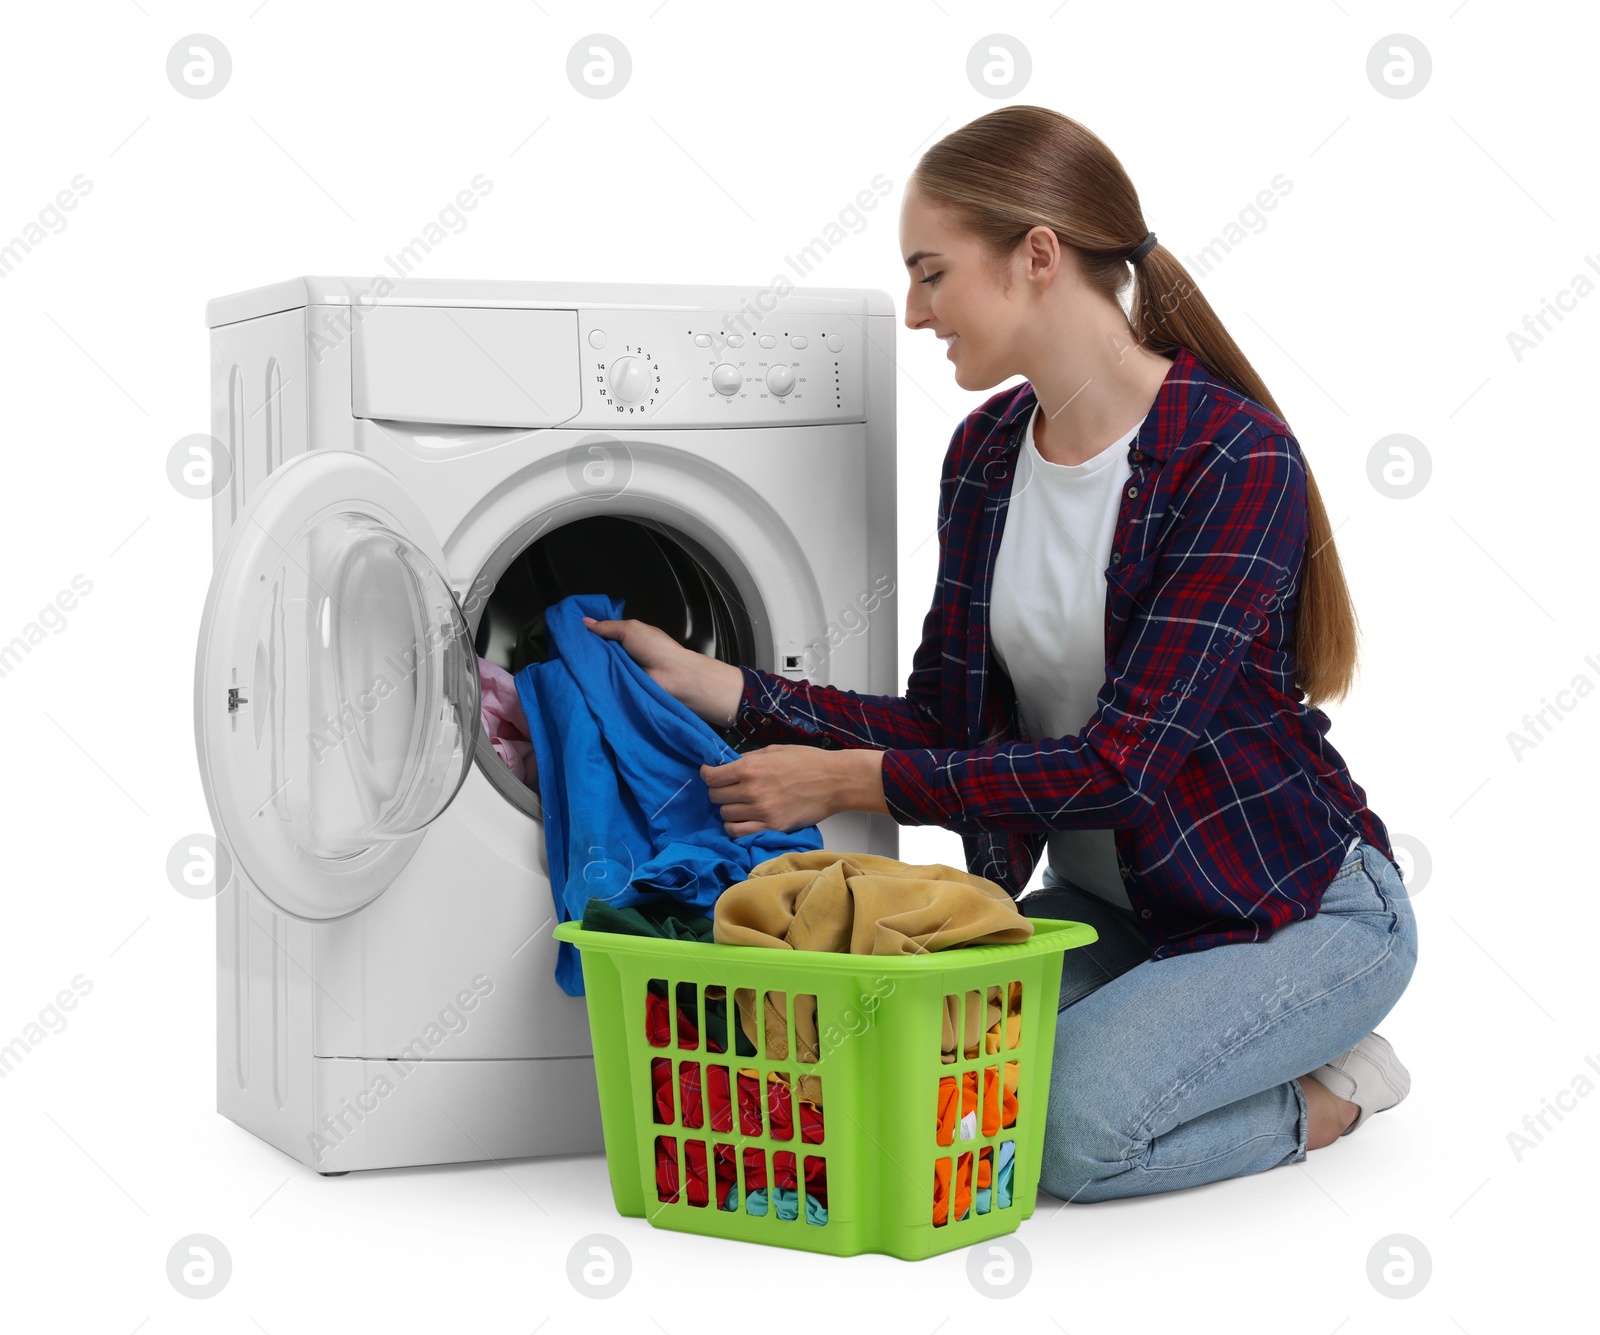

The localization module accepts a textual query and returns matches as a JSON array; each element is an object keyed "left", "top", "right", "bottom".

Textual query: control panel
[{"left": 578, "top": 306, "right": 866, "bottom": 428}]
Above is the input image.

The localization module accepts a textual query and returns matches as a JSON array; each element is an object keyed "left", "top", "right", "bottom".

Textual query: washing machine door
[{"left": 194, "top": 450, "right": 480, "bottom": 920}]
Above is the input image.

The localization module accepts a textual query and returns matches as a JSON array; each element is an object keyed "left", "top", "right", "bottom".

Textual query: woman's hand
[
  {"left": 701, "top": 746, "right": 887, "bottom": 836},
  {"left": 583, "top": 615, "right": 744, "bottom": 726}
]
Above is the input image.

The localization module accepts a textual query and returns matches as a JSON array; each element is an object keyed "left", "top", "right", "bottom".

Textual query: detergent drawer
[{"left": 351, "top": 304, "right": 583, "bottom": 428}]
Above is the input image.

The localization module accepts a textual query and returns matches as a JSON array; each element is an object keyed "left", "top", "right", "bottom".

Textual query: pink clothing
[{"left": 479, "top": 657, "right": 537, "bottom": 788}]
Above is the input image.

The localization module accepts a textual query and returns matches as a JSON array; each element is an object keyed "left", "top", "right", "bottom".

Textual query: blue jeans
[{"left": 1021, "top": 839, "right": 1417, "bottom": 1203}]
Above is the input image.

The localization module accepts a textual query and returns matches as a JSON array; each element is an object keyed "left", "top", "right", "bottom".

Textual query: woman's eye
[{"left": 919, "top": 272, "right": 941, "bottom": 285}]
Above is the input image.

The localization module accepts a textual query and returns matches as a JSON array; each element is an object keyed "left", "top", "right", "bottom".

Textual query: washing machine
[{"left": 193, "top": 277, "right": 900, "bottom": 1173}]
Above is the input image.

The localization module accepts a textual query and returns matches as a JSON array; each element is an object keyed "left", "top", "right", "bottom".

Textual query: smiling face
[{"left": 900, "top": 182, "right": 1031, "bottom": 392}]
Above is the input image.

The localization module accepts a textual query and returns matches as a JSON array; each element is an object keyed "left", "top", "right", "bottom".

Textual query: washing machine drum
[{"left": 475, "top": 514, "right": 753, "bottom": 675}]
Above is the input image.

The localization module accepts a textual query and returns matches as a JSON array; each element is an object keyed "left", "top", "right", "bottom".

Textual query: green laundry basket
[{"left": 553, "top": 915, "right": 1097, "bottom": 1261}]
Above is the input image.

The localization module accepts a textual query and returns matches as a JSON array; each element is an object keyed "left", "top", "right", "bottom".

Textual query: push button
[{"left": 694, "top": 333, "right": 712, "bottom": 347}]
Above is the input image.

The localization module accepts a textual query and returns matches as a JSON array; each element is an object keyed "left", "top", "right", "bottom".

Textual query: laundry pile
[
  {"left": 636, "top": 970, "right": 828, "bottom": 1221},
  {"left": 713, "top": 848, "right": 1035, "bottom": 1070},
  {"left": 717, "top": 850, "right": 1031, "bottom": 1226},
  {"left": 933, "top": 980, "right": 1022, "bottom": 1224},
  {"left": 511, "top": 592, "right": 822, "bottom": 995},
  {"left": 575, "top": 893, "right": 828, "bottom": 1218},
  {"left": 586, "top": 851, "right": 1034, "bottom": 1225}
]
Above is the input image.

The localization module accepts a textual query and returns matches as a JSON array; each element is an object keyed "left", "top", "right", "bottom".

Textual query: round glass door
[
  {"left": 268, "top": 511, "right": 478, "bottom": 856},
  {"left": 195, "top": 450, "right": 479, "bottom": 919}
]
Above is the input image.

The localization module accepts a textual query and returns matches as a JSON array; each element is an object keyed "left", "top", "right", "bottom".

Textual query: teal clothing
[{"left": 745, "top": 1187, "right": 828, "bottom": 1224}]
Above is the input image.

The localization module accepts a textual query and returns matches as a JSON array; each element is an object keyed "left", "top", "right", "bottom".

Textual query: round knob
[
  {"left": 711, "top": 363, "right": 743, "bottom": 396},
  {"left": 608, "top": 356, "right": 652, "bottom": 403},
  {"left": 765, "top": 364, "right": 796, "bottom": 396}
]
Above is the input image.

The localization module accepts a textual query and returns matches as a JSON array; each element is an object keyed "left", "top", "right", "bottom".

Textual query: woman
[{"left": 583, "top": 105, "right": 1418, "bottom": 1204}]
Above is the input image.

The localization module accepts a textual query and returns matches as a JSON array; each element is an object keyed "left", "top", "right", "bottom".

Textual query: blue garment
[
  {"left": 515, "top": 592, "right": 823, "bottom": 995},
  {"left": 974, "top": 1139, "right": 1016, "bottom": 1214},
  {"left": 995, "top": 1139, "right": 1016, "bottom": 1209}
]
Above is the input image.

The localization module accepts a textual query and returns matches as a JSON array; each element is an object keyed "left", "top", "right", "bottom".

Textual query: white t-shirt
[{"left": 988, "top": 400, "right": 1138, "bottom": 910}]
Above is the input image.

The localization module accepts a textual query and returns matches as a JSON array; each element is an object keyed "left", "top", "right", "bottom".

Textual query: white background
[{"left": 1, "top": 1, "right": 1593, "bottom": 1330}]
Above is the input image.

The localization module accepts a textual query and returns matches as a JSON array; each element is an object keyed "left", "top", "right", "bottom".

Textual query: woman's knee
[
  {"left": 1379, "top": 852, "right": 1420, "bottom": 983},
  {"left": 1314, "top": 843, "right": 1419, "bottom": 1001},
  {"left": 1038, "top": 1070, "right": 1139, "bottom": 1203},
  {"left": 1355, "top": 841, "right": 1420, "bottom": 1006}
]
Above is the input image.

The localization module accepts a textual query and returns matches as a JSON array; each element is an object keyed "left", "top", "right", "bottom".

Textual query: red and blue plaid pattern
[{"left": 733, "top": 346, "right": 1393, "bottom": 959}]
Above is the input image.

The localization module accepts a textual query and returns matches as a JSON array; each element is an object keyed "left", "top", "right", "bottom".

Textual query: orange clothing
[{"left": 933, "top": 980, "right": 1022, "bottom": 1224}]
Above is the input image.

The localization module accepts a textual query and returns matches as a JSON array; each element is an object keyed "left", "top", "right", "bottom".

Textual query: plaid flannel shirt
[{"left": 731, "top": 346, "right": 1393, "bottom": 959}]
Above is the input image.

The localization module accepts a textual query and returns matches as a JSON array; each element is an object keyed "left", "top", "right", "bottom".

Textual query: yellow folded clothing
[
  {"left": 713, "top": 849, "right": 1033, "bottom": 955},
  {"left": 712, "top": 850, "right": 1034, "bottom": 1068}
]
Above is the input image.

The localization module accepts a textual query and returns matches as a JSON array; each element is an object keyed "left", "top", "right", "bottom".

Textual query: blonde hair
[{"left": 911, "top": 105, "right": 1359, "bottom": 705}]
